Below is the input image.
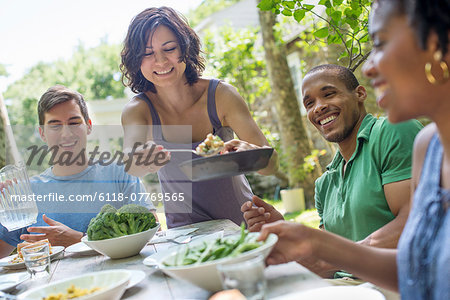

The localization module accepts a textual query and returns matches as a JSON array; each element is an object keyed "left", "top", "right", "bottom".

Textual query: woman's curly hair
[
  {"left": 120, "top": 7, "right": 205, "bottom": 93},
  {"left": 407, "top": 0, "right": 450, "bottom": 56},
  {"left": 378, "top": 0, "right": 450, "bottom": 56}
]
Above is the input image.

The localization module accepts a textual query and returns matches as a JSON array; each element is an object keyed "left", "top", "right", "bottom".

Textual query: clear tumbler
[
  {"left": 0, "top": 161, "right": 38, "bottom": 231},
  {"left": 217, "top": 255, "right": 267, "bottom": 300},
  {"left": 22, "top": 242, "right": 51, "bottom": 279}
]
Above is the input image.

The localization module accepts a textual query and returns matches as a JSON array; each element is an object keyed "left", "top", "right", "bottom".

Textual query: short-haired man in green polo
[{"left": 241, "top": 64, "right": 423, "bottom": 278}]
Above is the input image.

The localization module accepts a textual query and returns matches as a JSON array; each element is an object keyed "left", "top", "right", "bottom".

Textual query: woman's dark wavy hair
[
  {"left": 382, "top": 0, "right": 450, "bottom": 56},
  {"left": 407, "top": 0, "right": 450, "bottom": 56},
  {"left": 120, "top": 7, "right": 205, "bottom": 93}
]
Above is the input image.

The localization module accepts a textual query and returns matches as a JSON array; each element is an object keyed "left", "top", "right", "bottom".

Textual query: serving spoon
[
  {"left": 168, "top": 146, "right": 224, "bottom": 157},
  {"left": 167, "top": 134, "right": 225, "bottom": 157}
]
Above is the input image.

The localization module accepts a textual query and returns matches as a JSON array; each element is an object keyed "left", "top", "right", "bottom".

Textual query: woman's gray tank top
[{"left": 137, "top": 79, "right": 253, "bottom": 228}]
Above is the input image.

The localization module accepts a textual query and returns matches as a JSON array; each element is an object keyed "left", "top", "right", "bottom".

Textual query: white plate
[
  {"left": 66, "top": 242, "right": 98, "bottom": 255},
  {"left": 18, "top": 269, "right": 130, "bottom": 300},
  {"left": 272, "top": 286, "right": 386, "bottom": 300},
  {"left": 0, "top": 272, "right": 30, "bottom": 291},
  {"left": 0, "top": 246, "right": 65, "bottom": 270},
  {"left": 126, "top": 270, "right": 146, "bottom": 289}
]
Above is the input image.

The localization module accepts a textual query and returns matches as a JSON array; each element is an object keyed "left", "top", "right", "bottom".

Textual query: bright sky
[{"left": 0, "top": 0, "right": 203, "bottom": 93}]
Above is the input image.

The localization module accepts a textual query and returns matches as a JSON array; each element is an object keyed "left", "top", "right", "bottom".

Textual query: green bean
[
  {"left": 237, "top": 222, "right": 247, "bottom": 245},
  {"left": 229, "top": 242, "right": 261, "bottom": 257},
  {"left": 195, "top": 241, "right": 216, "bottom": 265},
  {"left": 163, "top": 224, "right": 265, "bottom": 267},
  {"left": 176, "top": 246, "right": 189, "bottom": 266},
  {"left": 210, "top": 245, "right": 227, "bottom": 260}
]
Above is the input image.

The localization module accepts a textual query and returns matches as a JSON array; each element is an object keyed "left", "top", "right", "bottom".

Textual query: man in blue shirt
[{"left": 0, "top": 85, "right": 155, "bottom": 257}]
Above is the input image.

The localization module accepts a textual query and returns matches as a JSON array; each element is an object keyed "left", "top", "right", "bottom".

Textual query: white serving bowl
[
  {"left": 82, "top": 223, "right": 160, "bottom": 259},
  {"left": 158, "top": 232, "right": 278, "bottom": 292},
  {"left": 18, "top": 269, "right": 131, "bottom": 300}
]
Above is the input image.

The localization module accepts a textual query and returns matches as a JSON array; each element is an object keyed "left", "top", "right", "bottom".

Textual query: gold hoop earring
[{"left": 425, "top": 50, "right": 449, "bottom": 85}]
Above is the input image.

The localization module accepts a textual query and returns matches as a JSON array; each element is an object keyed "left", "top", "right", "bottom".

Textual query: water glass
[
  {"left": 22, "top": 243, "right": 51, "bottom": 279},
  {"left": 0, "top": 161, "right": 38, "bottom": 231},
  {"left": 217, "top": 255, "right": 266, "bottom": 300}
]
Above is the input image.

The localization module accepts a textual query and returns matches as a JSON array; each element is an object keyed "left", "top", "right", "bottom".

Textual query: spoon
[
  {"left": 165, "top": 235, "right": 192, "bottom": 245},
  {"left": 168, "top": 147, "right": 224, "bottom": 157}
]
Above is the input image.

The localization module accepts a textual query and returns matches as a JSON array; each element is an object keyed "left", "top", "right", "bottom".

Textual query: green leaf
[
  {"left": 359, "top": 35, "right": 370, "bottom": 43},
  {"left": 293, "top": 10, "right": 306, "bottom": 22},
  {"left": 333, "top": 0, "right": 343, "bottom": 6},
  {"left": 345, "top": 39, "right": 353, "bottom": 48},
  {"left": 353, "top": 7, "right": 363, "bottom": 18},
  {"left": 331, "top": 11, "right": 341, "bottom": 23},
  {"left": 338, "top": 51, "right": 349, "bottom": 60},
  {"left": 303, "top": 4, "right": 315, "bottom": 11},
  {"left": 258, "top": 0, "right": 275, "bottom": 10},
  {"left": 318, "top": 0, "right": 332, "bottom": 7},
  {"left": 350, "top": 0, "right": 359, "bottom": 10},
  {"left": 281, "top": 9, "right": 292, "bottom": 16},
  {"left": 314, "top": 27, "right": 329, "bottom": 38},
  {"left": 283, "top": 1, "right": 296, "bottom": 9},
  {"left": 345, "top": 18, "right": 358, "bottom": 29},
  {"left": 327, "top": 34, "right": 341, "bottom": 45},
  {"left": 344, "top": 8, "right": 353, "bottom": 18}
]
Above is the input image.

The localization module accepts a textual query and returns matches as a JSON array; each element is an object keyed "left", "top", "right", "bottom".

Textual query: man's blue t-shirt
[{"left": 0, "top": 163, "right": 153, "bottom": 246}]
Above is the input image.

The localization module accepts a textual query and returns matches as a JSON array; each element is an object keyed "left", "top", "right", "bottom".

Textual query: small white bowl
[
  {"left": 82, "top": 223, "right": 160, "bottom": 259},
  {"left": 18, "top": 269, "right": 131, "bottom": 300},
  {"left": 158, "top": 232, "right": 278, "bottom": 292}
]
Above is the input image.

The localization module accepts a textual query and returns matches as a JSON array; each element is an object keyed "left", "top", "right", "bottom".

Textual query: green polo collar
[{"left": 327, "top": 114, "right": 377, "bottom": 171}]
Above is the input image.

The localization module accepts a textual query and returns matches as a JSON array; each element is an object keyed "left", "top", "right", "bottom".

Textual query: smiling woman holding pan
[{"left": 119, "top": 7, "right": 278, "bottom": 229}]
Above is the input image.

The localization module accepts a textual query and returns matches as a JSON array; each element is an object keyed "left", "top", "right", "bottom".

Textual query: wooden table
[{"left": 3, "top": 219, "right": 349, "bottom": 299}]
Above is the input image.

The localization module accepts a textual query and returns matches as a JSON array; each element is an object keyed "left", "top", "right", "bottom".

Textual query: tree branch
[
  {"left": 298, "top": 5, "right": 352, "bottom": 57},
  {"left": 350, "top": 50, "right": 371, "bottom": 72}
]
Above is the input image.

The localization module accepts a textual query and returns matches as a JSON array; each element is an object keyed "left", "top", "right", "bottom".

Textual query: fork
[{"left": 165, "top": 235, "right": 192, "bottom": 245}]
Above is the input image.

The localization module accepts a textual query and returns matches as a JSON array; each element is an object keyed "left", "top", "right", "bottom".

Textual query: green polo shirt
[{"left": 315, "top": 114, "right": 423, "bottom": 242}]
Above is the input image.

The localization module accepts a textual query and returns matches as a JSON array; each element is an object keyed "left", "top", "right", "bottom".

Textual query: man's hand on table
[
  {"left": 241, "top": 195, "right": 284, "bottom": 232},
  {"left": 20, "top": 214, "right": 83, "bottom": 247}
]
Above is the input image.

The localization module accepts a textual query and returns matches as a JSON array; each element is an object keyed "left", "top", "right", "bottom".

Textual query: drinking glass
[
  {"left": 217, "top": 255, "right": 266, "bottom": 300},
  {"left": 22, "top": 243, "right": 51, "bottom": 279},
  {"left": 0, "top": 161, "right": 38, "bottom": 231}
]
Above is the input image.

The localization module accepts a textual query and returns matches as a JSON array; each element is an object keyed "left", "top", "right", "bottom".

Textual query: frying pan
[{"left": 178, "top": 148, "right": 274, "bottom": 182}]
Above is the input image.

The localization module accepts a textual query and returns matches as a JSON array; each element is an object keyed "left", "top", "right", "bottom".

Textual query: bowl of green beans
[{"left": 158, "top": 225, "right": 278, "bottom": 292}]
